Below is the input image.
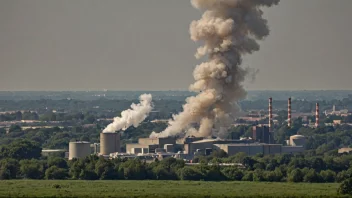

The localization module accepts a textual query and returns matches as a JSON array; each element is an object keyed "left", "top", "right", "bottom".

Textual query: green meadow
[{"left": 0, "top": 180, "right": 344, "bottom": 198}]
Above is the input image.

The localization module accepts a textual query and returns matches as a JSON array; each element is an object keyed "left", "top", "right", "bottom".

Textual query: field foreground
[{"left": 0, "top": 180, "right": 344, "bottom": 198}]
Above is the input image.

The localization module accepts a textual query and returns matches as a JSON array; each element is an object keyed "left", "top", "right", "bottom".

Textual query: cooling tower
[
  {"left": 69, "top": 141, "right": 91, "bottom": 160},
  {"left": 100, "top": 132, "right": 121, "bottom": 155}
]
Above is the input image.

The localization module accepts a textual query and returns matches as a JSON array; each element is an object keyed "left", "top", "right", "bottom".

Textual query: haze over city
[{"left": 1, "top": 0, "right": 351, "bottom": 91}]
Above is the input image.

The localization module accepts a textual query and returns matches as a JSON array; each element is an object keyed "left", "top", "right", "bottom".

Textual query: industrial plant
[{"left": 68, "top": 97, "right": 310, "bottom": 161}]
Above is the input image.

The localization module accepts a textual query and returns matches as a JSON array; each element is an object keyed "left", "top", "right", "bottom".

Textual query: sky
[{"left": 0, "top": 0, "right": 351, "bottom": 91}]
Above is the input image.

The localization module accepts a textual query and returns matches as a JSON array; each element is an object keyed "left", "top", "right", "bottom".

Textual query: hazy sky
[{"left": 0, "top": 0, "right": 351, "bottom": 91}]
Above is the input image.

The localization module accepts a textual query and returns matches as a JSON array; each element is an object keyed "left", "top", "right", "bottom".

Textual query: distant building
[
  {"left": 333, "top": 120, "right": 342, "bottom": 125},
  {"left": 252, "top": 125, "right": 274, "bottom": 144},
  {"left": 338, "top": 148, "right": 352, "bottom": 154}
]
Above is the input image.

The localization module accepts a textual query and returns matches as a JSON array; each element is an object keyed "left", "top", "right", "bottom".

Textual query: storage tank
[
  {"left": 69, "top": 141, "right": 91, "bottom": 160},
  {"left": 100, "top": 132, "right": 120, "bottom": 155},
  {"left": 290, "top": 135, "right": 306, "bottom": 147}
]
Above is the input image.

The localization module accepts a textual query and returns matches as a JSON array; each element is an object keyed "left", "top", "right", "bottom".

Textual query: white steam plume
[
  {"left": 103, "top": 94, "right": 153, "bottom": 133},
  {"left": 150, "top": 0, "right": 279, "bottom": 138}
]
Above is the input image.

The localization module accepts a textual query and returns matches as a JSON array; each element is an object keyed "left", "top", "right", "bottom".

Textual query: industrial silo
[
  {"left": 69, "top": 141, "right": 91, "bottom": 160},
  {"left": 290, "top": 135, "right": 306, "bottom": 147},
  {"left": 100, "top": 132, "right": 120, "bottom": 155}
]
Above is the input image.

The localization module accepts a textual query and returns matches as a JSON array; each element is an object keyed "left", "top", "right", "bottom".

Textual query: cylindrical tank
[
  {"left": 290, "top": 135, "right": 306, "bottom": 147},
  {"left": 100, "top": 132, "right": 120, "bottom": 155},
  {"left": 69, "top": 141, "right": 91, "bottom": 160}
]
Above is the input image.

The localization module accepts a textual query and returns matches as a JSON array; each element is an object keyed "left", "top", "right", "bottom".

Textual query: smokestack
[
  {"left": 315, "top": 103, "right": 319, "bottom": 128},
  {"left": 288, "top": 98, "right": 292, "bottom": 127},
  {"left": 269, "top": 97, "right": 273, "bottom": 132}
]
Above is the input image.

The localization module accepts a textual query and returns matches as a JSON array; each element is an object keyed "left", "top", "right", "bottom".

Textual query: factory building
[
  {"left": 69, "top": 141, "right": 91, "bottom": 160},
  {"left": 282, "top": 146, "right": 305, "bottom": 154},
  {"left": 213, "top": 142, "right": 303, "bottom": 156},
  {"left": 126, "top": 137, "right": 177, "bottom": 154},
  {"left": 252, "top": 125, "right": 272, "bottom": 144},
  {"left": 67, "top": 97, "right": 310, "bottom": 160},
  {"left": 126, "top": 133, "right": 305, "bottom": 158},
  {"left": 42, "top": 149, "right": 66, "bottom": 157},
  {"left": 138, "top": 137, "right": 176, "bottom": 148},
  {"left": 338, "top": 148, "right": 352, "bottom": 154},
  {"left": 184, "top": 138, "right": 254, "bottom": 155},
  {"left": 126, "top": 144, "right": 149, "bottom": 154},
  {"left": 100, "top": 132, "right": 121, "bottom": 155},
  {"left": 214, "top": 144, "right": 282, "bottom": 156}
]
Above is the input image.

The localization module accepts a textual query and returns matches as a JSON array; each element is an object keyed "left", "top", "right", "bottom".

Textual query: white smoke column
[
  {"left": 150, "top": 0, "right": 279, "bottom": 138},
  {"left": 103, "top": 94, "right": 153, "bottom": 133}
]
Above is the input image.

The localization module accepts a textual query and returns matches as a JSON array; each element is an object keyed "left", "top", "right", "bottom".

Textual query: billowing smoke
[
  {"left": 150, "top": 0, "right": 279, "bottom": 138},
  {"left": 103, "top": 94, "right": 153, "bottom": 133}
]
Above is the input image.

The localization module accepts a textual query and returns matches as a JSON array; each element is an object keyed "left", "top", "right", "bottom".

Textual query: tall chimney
[
  {"left": 315, "top": 103, "right": 320, "bottom": 128},
  {"left": 288, "top": 98, "right": 292, "bottom": 127},
  {"left": 269, "top": 97, "right": 273, "bottom": 132}
]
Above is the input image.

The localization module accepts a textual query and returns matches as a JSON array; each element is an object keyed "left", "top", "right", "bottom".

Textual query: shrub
[{"left": 338, "top": 178, "right": 352, "bottom": 195}]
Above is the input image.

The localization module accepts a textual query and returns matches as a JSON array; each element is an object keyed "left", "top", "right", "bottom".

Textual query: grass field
[{"left": 0, "top": 180, "right": 345, "bottom": 198}]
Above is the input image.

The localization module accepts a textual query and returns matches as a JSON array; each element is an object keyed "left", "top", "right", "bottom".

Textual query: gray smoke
[
  {"left": 150, "top": 0, "right": 279, "bottom": 138},
  {"left": 103, "top": 94, "right": 153, "bottom": 133}
]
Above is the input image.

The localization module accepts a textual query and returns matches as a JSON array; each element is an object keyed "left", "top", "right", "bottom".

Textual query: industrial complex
[{"left": 67, "top": 97, "right": 312, "bottom": 161}]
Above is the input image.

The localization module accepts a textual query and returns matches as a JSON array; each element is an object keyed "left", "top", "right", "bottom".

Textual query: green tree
[
  {"left": 287, "top": 169, "right": 303, "bottom": 183},
  {"left": 0, "top": 158, "right": 19, "bottom": 179},
  {"left": 95, "top": 158, "right": 118, "bottom": 180},
  {"left": 0, "top": 140, "right": 41, "bottom": 160},
  {"left": 19, "top": 159, "right": 45, "bottom": 179},
  {"left": 9, "top": 125, "right": 22, "bottom": 133},
  {"left": 152, "top": 166, "right": 175, "bottom": 180},
  {"left": 79, "top": 169, "right": 99, "bottom": 180},
  {"left": 204, "top": 165, "right": 226, "bottom": 181},
  {"left": 121, "top": 159, "right": 146, "bottom": 180},
  {"left": 69, "top": 159, "right": 85, "bottom": 179},
  {"left": 48, "top": 157, "right": 68, "bottom": 169},
  {"left": 177, "top": 167, "right": 203, "bottom": 181},
  {"left": 253, "top": 169, "right": 265, "bottom": 181},
  {"left": 338, "top": 178, "right": 352, "bottom": 195},
  {"left": 45, "top": 166, "right": 68, "bottom": 180},
  {"left": 242, "top": 171, "right": 253, "bottom": 181},
  {"left": 320, "top": 170, "right": 336, "bottom": 183},
  {"left": 222, "top": 167, "right": 243, "bottom": 181},
  {"left": 336, "top": 170, "right": 350, "bottom": 183},
  {"left": 303, "top": 169, "right": 322, "bottom": 183}
]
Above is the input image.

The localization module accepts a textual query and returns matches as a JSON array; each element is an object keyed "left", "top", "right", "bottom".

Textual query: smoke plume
[
  {"left": 150, "top": 0, "right": 279, "bottom": 138},
  {"left": 103, "top": 94, "right": 153, "bottom": 133}
]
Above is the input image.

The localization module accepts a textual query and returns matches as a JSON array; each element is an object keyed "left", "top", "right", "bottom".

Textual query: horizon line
[{"left": 0, "top": 89, "right": 352, "bottom": 92}]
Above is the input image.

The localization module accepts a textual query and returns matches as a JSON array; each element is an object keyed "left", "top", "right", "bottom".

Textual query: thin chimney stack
[
  {"left": 315, "top": 103, "right": 320, "bottom": 128},
  {"left": 269, "top": 97, "right": 273, "bottom": 132},
  {"left": 288, "top": 98, "right": 292, "bottom": 127}
]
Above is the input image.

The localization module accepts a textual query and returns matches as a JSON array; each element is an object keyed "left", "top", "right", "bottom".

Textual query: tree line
[{"left": 2, "top": 140, "right": 352, "bottom": 184}]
